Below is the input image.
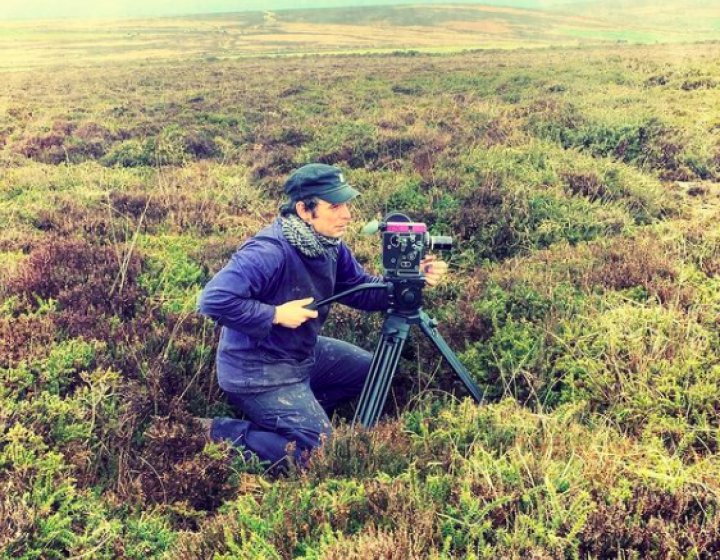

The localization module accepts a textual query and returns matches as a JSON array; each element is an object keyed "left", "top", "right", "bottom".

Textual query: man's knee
[
  {"left": 339, "top": 343, "right": 373, "bottom": 385},
  {"left": 349, "top": 348, "right": 373, "bottom": 390}
]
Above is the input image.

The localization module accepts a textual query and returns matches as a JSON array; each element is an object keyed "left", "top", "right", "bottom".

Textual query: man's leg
[
  {"left": 309, "top": 336, "right": 373, "bottom": 413},
  {"left": 211, "top": 380, "right": 332, "bottom": 467}
]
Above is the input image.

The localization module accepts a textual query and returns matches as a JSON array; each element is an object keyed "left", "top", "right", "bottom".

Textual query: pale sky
[{"left": 0, "top": 0, "right": 567, "bottom": 21}]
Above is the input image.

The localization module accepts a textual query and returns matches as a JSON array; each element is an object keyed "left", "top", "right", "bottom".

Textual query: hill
[
  {"left": 0, "top": 0, "right": 708, "bottom": 22},
  {"left": 0, "top": 1, "right": 718, "bottom": 70}
]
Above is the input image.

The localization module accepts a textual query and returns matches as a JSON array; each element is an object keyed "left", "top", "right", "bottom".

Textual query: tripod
[{"left": 310, "top": 277, "right": 484, "bottom": 428}]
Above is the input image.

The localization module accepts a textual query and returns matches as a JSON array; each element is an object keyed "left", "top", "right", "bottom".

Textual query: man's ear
[{"left": 295, "top": 201, "right": 310, "bottom": 221}]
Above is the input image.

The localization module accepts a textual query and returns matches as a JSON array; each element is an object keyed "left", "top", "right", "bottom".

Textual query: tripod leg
[
  {"left": 353, "top": 316, "right": 411, "bottom": 428},
  {"left": 355, "top": 333, "right": 395, "bottom": 425},
  {"left": 355, "top": 336, "right": 404, "bottom": 427},
  {"left": 418, "top": 312, "right": 484, "bottom": 404}
]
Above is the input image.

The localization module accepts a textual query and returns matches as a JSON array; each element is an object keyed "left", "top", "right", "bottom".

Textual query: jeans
[{"left": 210, "top": 336, "right": 372, "bottom": 467}]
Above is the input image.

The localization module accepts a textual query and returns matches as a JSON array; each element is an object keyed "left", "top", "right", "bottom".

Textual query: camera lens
[{"left": 429, "top": 235, "right": 453, "bottom": 251}]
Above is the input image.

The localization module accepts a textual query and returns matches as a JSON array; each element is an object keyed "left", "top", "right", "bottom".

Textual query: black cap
[{"left": 284, "top": 163, "right": 360, "bottom": 204}]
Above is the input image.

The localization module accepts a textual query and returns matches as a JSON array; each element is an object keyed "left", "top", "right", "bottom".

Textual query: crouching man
[{"left": 198, "top": 163, "right": 447, "bottom": 469}]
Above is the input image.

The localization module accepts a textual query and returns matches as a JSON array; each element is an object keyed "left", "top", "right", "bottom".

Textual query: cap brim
[{"left": 318, "top": 184, "right": 360, "bottom": 204}]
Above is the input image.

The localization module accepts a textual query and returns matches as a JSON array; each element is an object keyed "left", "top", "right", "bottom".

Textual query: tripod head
[{"left": 305, "top": 276, "right": 424, "bottom": 313}]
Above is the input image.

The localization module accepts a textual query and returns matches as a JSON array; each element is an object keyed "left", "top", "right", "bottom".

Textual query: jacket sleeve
[
  {"left": 197, "top": 238, "right": 283, "bottom": 339},
  {"left": 334, "top": 243, "right": 389, "bottom": 312}
]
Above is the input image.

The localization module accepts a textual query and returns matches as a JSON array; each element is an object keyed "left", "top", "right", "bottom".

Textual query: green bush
[
  {"left": 0, "top": 425, "right": 121, "bottom": 559},
  {"left": 550, "top": 303, "right": 720, "bottom": 441},
  {"left": 295, "top": 121, "right": 379, "bottom": 168},
  {"left": 528, "top": 110, "right": 696, "bottom": 178},
  {"left": 384, "top": 177, "right": 431, "bottom": 216},
  {"left": 122, "top": 512, "right": 177, "bottom": 559},
  {"left": 137, "top": 234, "right": 207, "bottom": 314},
  {"left": 102, "top": 139, "right": 155, "bottom": 168}
]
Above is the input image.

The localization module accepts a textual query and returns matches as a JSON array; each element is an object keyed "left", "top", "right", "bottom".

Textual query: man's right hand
[{"left": 272, "top": 297, "right": 319, "bottom": 328}]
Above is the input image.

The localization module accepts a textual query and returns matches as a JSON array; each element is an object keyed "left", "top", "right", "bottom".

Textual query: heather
[{"left": 1, "top": 40, "right": 720, "bottom": 558}]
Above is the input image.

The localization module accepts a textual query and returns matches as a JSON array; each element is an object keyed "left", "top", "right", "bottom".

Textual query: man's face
[{"left": 297, "top": 199, "right": 352, "bottom": 238}]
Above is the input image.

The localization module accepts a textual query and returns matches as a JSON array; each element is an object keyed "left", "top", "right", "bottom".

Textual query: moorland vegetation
[
  {"left": 1, "top": 35, "right": 720, "bottom": 558},
  {"left": 2, "top": 1, "right": 718, "bottom": 70}
]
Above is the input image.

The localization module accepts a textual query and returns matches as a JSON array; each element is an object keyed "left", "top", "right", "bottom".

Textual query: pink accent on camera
[{"left": 386, "top": 222, "right": 427, "bottom": 233}]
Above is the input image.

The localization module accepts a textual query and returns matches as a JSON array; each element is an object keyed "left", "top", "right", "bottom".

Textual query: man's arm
[
  {"left": 197, "top": 239, "right": 282, "bottom": 339},
  {"left": 198, "top": 238, "right": 318, "bottom": 334}
]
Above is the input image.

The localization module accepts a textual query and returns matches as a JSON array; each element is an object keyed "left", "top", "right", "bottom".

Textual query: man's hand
[
  {"left": 421, "top": 255, "right": 449, "bottom": 287},
  {"left": 273, "top": 297, "right": 319, "bottom": 328}
]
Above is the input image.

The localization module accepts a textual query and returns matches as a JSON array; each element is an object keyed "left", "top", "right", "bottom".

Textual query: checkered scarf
[{"left": 280, "top": 214, "right": 339, "bottom": 258}]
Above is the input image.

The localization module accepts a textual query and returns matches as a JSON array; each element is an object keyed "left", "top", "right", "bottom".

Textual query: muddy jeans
[{"left": 210, "top": 336, "right": 372, "bottom": 467}]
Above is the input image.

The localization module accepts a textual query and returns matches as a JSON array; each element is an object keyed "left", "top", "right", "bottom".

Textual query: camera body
[
  {"left": 376, "top": 213, "right": 453, "bottom": 312},
  {"left": 380, "top": 213, "right": 452, "bottom": 278}
]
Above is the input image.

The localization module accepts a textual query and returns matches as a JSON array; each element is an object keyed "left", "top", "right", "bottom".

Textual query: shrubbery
[
  {"left": 525, "top": 103, "right": 717, "bottom": 181},
  {"left": 2, "top": 42, "right": 720, "bottom": 557}
]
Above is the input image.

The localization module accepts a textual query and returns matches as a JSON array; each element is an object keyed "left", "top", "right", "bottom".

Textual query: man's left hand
[{"left": 421, "top": 255, "right": 449, "bottom": 287}]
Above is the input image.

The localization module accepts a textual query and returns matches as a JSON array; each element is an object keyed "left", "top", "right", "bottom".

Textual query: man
[{"left": 198, "top": 163, "right": 447, "bottom": 469}]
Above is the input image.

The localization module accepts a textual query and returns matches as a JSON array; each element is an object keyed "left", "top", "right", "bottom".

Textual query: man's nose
[{"left": 340, "top": 204, "right": 351, "bottom": 219}]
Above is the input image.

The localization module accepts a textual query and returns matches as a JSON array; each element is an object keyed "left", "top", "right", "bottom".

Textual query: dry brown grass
[{"left": 1, "top": 3, "right": 715, "bottom": 70}]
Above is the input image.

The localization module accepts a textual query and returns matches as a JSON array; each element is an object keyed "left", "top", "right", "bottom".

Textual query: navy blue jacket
[{"left": 198, "top": 219, "right": 389, "bottom": 391}]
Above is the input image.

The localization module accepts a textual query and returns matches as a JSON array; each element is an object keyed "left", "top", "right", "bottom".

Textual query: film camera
[
  {"left": 356, "top": 211, "right": 480, "bottom": 426},
  {"left": 376, "top": 212, "right": 453, "bottom": 277},
  {"left": 359, "top": 212, "right": 453, "bottom": 311}
]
